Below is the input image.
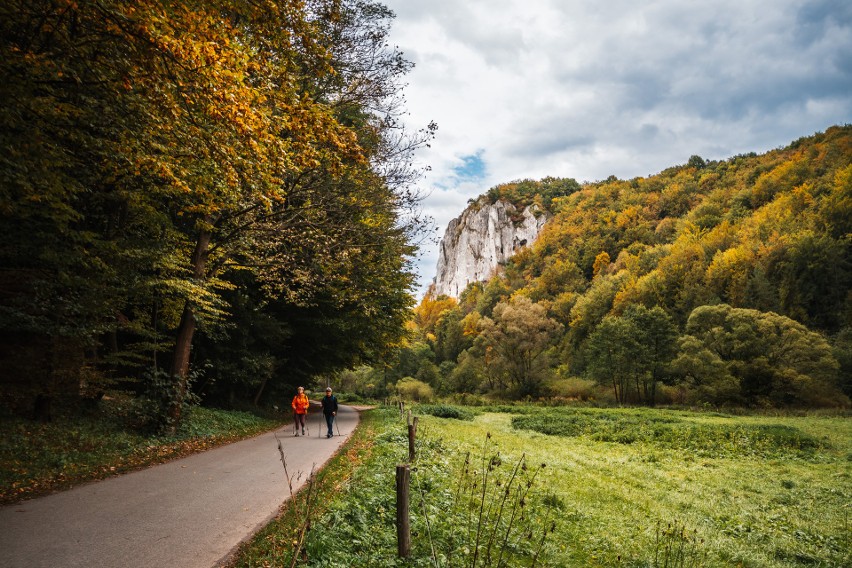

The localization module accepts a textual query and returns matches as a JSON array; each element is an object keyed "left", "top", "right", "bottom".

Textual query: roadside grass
[
  {"left": 228, "top": 407, "right": 397, "bottom": 567},
  {"left": 232, "top": 406, "right": 561, "bottom": 567},
  {"left": 232, "top": 404, "right": 851, "bottom": 567},
  {"left": 0, "top": 394, "right": 286, "bottom": 504}
]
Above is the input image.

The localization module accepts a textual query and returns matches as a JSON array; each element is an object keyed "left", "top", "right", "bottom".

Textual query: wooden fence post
[
  {"left": 396, "top": 463, "right": 411, "bottom": 558},
  {"left": 408, "top": 416, "right": 418, "bottom": 462}
]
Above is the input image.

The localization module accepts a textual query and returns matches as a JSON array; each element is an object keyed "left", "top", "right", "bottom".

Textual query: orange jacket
[{"left": 291, "top": 393, "right": 310, "bottom": 414}]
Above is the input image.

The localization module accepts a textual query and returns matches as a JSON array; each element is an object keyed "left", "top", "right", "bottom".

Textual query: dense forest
[
  {"left": 0, "top": 0, "right": 433, "bottom": 429},
  {"left": 346, "top": 126, "right": 852, "bottom": 409}
]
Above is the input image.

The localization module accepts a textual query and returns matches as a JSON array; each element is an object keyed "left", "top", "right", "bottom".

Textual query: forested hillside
[
  {"left": 0, "top": 0, "right": 431, "bottom": 429},
  {"left": 361, "top": 126, "right": 852, "bottom": 408}
]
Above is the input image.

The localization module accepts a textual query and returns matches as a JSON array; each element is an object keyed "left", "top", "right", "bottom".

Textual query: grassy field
[{"left": 232, "top": 404, "right": 851, "bottom": 567}]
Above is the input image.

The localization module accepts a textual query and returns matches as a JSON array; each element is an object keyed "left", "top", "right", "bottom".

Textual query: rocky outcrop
[{"left": 432, "top": 198, "right": 549, "bottom": 298}]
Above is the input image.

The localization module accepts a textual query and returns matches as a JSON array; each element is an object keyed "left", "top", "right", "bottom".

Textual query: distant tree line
[
  {"left": 346, "top": 128, "right": 852, "bottom": 408},
  {"left": 0, "top": 0, "right": 433, "bottom": 429}
]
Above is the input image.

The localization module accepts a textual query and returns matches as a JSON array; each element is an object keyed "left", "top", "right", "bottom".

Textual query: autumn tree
[
  {"left": 476, "top": 296, "right": 562, "bottom": 397},
  {"left": 0, "top": 0, "right": 432, "bottom": 427}
]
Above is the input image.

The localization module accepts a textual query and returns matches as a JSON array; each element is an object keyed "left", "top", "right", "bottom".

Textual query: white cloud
[{"left": 380, "top": 0, "right": 852, "bottom": 297}]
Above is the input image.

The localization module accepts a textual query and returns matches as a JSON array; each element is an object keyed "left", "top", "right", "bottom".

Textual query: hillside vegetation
[{"left": 348, "top": 126, "right": 852, "bottom": 409}]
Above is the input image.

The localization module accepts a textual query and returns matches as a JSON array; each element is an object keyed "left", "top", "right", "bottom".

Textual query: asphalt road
[{"left": 0, "top": 404, "right": 359, "bottom": 568}]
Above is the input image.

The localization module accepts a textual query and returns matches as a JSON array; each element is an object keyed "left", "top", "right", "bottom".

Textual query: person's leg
[
  {"left": 325, "top": 414, "right": 334, "bottom": 437},
  {"left": 294, "top": 412, "right": 299, "bottom": 435}
]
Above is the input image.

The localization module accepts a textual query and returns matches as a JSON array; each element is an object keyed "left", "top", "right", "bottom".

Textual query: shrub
[
  {"left": 546, "top": 376, "right": 599, "bottom": 401},
  {"left": 395, "top": 377, "right": 434, "bottom": 402}
]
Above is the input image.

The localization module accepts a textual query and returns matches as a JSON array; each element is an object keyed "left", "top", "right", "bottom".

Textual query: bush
[
  {"left": 546, "top": 376, "right": 599, "bottom": 401},
  {"left": 395, "top": 377, "right": 434, "bottom": 402}
]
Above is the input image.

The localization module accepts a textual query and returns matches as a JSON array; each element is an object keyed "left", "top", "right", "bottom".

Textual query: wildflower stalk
[
  {"left": 483, "top": 453, "right": 526, "bottom": 565},
  {"left": 471, "top": 433, "right": 494, "bottom": 567},
  {"left": 530, "top": 506, "right": 555, "bottom": 568},
  {"left": 495, "top": 461, "right": 546, "bottom": 568}
]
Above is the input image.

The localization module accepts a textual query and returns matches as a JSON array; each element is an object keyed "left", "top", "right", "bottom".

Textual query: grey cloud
[
  {"left": 504, "top": 125, "right": 596, "bottom": 159},
  {"left": 381, "top": 0, "right": 852, "bottom": 296},
  {"left": 794, "top": 0, "right": 852, "bottom": 46}
]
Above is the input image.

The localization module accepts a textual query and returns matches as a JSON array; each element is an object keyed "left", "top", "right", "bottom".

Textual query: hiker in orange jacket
[{"left": 291, "top": 386, "right": 310, "bottom": 436}]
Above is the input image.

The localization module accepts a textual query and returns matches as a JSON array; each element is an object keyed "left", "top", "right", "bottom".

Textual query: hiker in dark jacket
[{"left": 321, "top": 387, "right": 338, "bottom": 438}]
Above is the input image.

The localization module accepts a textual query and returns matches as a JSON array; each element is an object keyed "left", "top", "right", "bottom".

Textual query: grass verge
[{"left": 0, "top": 395, "right": 286, "bottom": 504}]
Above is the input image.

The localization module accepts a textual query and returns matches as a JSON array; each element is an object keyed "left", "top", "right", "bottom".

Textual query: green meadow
[{"left": 232, "top": 405, "right": 851, "bottom": 567}]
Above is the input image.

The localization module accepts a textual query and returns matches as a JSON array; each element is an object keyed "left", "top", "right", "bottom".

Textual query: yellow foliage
[
  {"left": 592, "top": 251, "right": 610, "bottom": 277},
  {"left": 414, "top": 295, "right": 458, "bottom": 335}
]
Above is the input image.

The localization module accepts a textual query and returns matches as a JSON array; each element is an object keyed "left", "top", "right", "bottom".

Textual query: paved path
[{"left": 0, "top": 404, "right": 359, "bottom": 568}]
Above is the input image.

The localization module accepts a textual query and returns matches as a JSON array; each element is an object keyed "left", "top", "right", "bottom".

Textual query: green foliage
[
  {"left": 584, "top": 305, "right": 678, "bottom": 405},
  {"left": 477, "top": 296, "right": 563, "bottom": 397},
  {"left": 585, "top": 314, "right": 641, "bottom": 403},
  {"left": 682, "top": 304, "right": 845, "bottom": 406},
  {"left": 132, "top": 367, "right": 203, "bottom": 434},
  {"left": 486, "top": 176, "right": 581, "bottom": 211},
  {"left": 545, "top": 376, "right": 600, "bottom": 401}
]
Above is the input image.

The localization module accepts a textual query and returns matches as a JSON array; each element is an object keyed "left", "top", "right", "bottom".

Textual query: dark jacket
[{"left": 321, "top": 394, "right": 338, "bottom": 416}]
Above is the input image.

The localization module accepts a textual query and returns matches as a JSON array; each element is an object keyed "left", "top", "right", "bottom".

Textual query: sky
[{"left": 378, "top": 0, "right": 852, "bottom": 298}]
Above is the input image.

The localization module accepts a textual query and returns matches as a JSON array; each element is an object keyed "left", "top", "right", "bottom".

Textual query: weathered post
[
  {"left": 396, "top": 464, "right": 411, "bottom": 558},
  {"left": 408, "top": 416, "right": 418, "bottom": 462}
]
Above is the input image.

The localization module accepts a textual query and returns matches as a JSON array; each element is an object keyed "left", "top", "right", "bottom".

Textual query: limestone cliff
[{"left": 432, "top": 198, "right": 549, "bottom": 298}]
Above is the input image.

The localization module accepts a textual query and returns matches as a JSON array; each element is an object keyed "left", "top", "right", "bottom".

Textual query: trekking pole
[{"left": 335, "top": 413, "right": 341, "bottom": 437}]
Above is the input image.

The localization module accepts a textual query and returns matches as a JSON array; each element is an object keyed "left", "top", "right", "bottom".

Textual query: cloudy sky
[{"left": 378, "top": 0, "right": 852, "bottom": 298}]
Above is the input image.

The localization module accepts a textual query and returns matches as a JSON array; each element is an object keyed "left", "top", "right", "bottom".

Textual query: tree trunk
[
  {"left": 168, "top": 221, "right": 213, "bottom": 429},
  {"left": 253, "top": 375, "right": 269, "bottom": 407}
]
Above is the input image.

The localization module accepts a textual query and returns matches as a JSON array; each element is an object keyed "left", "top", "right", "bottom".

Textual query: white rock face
[{"left": 433, "top": 198, "right": 549, "bottom": 298}]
